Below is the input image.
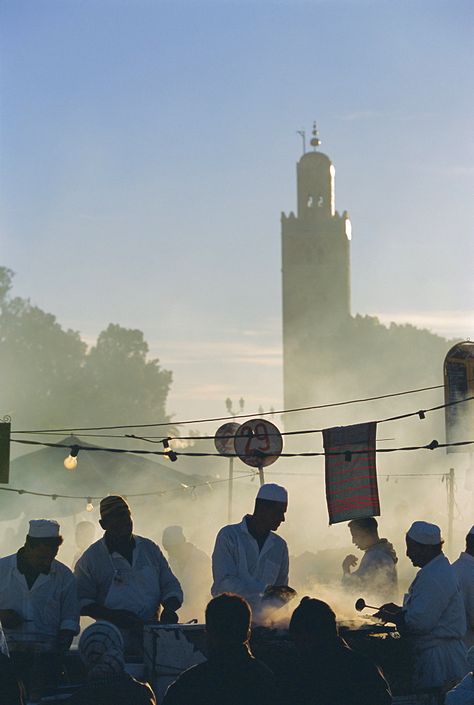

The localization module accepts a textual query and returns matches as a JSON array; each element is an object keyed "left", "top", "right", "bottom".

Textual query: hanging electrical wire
[
  {"left": 11, "top": 383, "right": 444, "bottom": 435},
  {"left": 9, "top": 435, "right": 474, "bottom": 458}
]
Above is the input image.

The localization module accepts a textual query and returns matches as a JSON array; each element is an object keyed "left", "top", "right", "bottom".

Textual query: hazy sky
[{"left": 1, "top": 0, "right": 473, "bottom": 421}]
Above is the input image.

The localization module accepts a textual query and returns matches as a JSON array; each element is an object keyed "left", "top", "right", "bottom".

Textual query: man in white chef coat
[
  {"left": 211, "top": 483, "right": 293, "bottom": 620},
  {"left": 377, "top": 520, "right": 468, "bottom": 692},
  {"left": 453, "top": 526, "right": 474, "bottom": 648},
  {"left": 0, "top": 519, "right": 79, "bottom": 698},
  {"left": 75, "top": 495, "right": 183, "bottom": 654}
]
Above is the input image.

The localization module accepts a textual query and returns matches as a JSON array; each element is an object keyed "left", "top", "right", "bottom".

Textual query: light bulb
[
  {"left": 64, "top": 444, "right": 80, "bottom": 470},
  {"left": 86, "top": 499, "right": 94, "bottom": 512},
  {"left": 64, "top": 455, "right": 78, "bottom": 470},
  {"left": 161, "top": 438, "right": 177, "bottom": 462}
]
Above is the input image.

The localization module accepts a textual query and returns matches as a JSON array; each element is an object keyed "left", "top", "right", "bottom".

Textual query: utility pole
[
  {"left": 224, "top": 398, "right": 245, "bottom": 523},
  {"left": 447, "top": 467, "right": 455, "bottom": 555}
]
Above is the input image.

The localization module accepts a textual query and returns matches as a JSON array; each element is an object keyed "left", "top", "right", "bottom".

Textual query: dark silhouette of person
[
  {"left": 162, "top": 593, "right": 278, "bottom": 705},
  {"left": 66, "top": 621, "right": 156, "bottom": 705},
  {"left": 279, "top": 596, "right": 392, "bottom": 705},
  {"left": 0, "top": 653, "right": 25, "bottom": 705}
]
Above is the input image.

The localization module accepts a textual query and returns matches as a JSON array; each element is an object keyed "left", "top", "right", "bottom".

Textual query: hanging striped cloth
[{"left": 323, "top": 422, "right": 379, "bottom": 525}]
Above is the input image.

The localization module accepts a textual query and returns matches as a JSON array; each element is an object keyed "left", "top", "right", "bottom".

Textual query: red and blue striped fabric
[{"left": 323, "top": 422, "right": 379, "bottom": 525}]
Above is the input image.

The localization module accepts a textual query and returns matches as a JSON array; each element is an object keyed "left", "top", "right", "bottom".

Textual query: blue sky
[{"left": 1, "top": 0, "right": 473, "bottom": 419}]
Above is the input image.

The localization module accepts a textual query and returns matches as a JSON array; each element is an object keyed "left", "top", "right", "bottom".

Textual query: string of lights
[
  {"left": 10, "top": 436, "right": 474, "bottom": 458},
  {"left": 11, "top": 383, "right": 444, "bottom": 435},
  {"left": 0, "top": 472, "right": 258, "bottom": 509},
  {"left": 127, "top": 395, "right": 474, "bottom": 442}
]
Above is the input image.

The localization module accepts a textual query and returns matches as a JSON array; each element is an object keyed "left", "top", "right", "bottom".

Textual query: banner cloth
[{"left": 323, "top": 422, "right": 379, "bottom": 525}]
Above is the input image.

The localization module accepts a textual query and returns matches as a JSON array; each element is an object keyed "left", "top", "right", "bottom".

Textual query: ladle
[
  {"left": 355, "top": 598, "right": 397, "bottom": 615},
  {"left": 355, "top": 598, "right": 380, "bottom": 612}
]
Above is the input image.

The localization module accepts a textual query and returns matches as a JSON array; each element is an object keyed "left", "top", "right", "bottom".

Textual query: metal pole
[
  {"left": 227, "top": 457, "right": 234, "bottom": 523},
  {"left": 447, "top": 468, "right": 455, "bottom": 555},
  {"left": 258, "top": 465, "right": 265, "bottom": 486}
]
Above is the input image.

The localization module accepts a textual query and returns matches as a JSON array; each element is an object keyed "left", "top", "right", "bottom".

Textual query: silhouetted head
[
  {"left": 205, "top": 593, "right": 251, "bottom": 649},
  {"left": 348, "top": 517, "right": 379, "bottom": 550},
  {"left": 99, "top": 496, "right": 133, "bottom": 539},
  {"left": 79, "top": 622, "right": 125, "bottom": 679},
  {"left": 406, "top": 521, "right": 443, "bottom": 567},
  {"left": 162, "top": 525, "right": 186, "bottom": 554},
  {"left": 24, "top": 520, "right": 63, "bottom": 573},
  {"left": 75, "top": 521, "right": 95, "bottom": 550},
  {"left": 466, "top": 527, "right": 474, "bottom": 557},
  {"left": 289, "top": 597, "right": 338, "bottom": 653},
  {"left": 253, "top": 484, "right": 288, "bottom": 532}
]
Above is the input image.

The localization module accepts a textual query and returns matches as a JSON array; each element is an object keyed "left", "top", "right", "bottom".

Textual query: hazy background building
[{"left": 281, "top": 126, "right": 453, "bottom": 430}]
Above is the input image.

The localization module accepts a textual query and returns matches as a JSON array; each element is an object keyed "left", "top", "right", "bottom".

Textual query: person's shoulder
[
  {"left": 51, "top": 558, "right": 75, "bottom": 577},
  {"left": 135, "top": 535, "right": 158, "bottom": 549},
  {"left": 79, "top": 537, "right": 104, "bottom": 556},
  {"left": 270, "top": 531, "right": 288, "bottom": 550},
  {"left": 165, "top": 661, "right": 209, "bottom": 695},
  {"left": 0, "top": 553, "right": 16, "bottom": 569},
  {"left": 190, "top": 544, "right": 210, "bottom": 561},
  {"left": 127, "top": 674, "right": 156, "bottom": 700},
  {"left": 135, "top": 536, "right": 166, "bottom": 559},
  {"left": 364, "top": 547, "right": 394, "bottom": 564},
  {"left": 74, "top": 538, "right": 106, "bottom": 571},
  {"left": 216, "top": 522, "right": 243, "bottom": 540},
  {"left": 452, "top": 555, "right": 462, "bottom": 569},
  {"left": 249, "top": 655, "right": 276, "bottom": 679},
  {"left": 454, "top": 553, "right": 474, "bottom": 572},
  {"left": 339, "top": 640, "right": 385, "bottom": 675},
  {"left": 431, "top": 553, "right": 460, "bottom": 586}
]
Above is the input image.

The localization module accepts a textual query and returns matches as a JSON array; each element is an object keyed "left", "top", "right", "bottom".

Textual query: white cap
[
  {"left": 162, "top": 525, "right": 185, "bottom": 546},
  {"left": 257, "top": 483, "right": 288, "bottom": 503},
  {"left": 407, "top": 521, "right": 441, "bottom": 545},
  {"left": 28, "top": 519, "right": 60, "bottom": 538}
]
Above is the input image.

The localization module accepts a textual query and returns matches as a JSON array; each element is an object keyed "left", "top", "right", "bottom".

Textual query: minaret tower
[{"left": 281, "top": 123, "right": 351, "bottom": 413}]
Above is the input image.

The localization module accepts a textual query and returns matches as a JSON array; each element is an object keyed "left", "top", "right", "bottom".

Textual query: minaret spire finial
[
  {"left": 310, "top": 121, "right": 321, "bottom": 150},
  {"left": 296, "top": 128, "right": 306, "bottom": 156}
]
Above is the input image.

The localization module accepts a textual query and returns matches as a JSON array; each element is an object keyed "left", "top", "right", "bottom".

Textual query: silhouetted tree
[
  {"left": 83, "top": 323, "right": 172, "bottom": 425},
  {"left": 0, "top": 267, "right": 172, "bottom": 431}
]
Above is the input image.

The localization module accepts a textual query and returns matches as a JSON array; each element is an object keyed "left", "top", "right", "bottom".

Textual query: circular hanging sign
[
  {"left": 214, "top": 422, "right": 241, "bottom": 456},
  {"left": 234, "top": 419, "right": 283, "bottom": 468}
]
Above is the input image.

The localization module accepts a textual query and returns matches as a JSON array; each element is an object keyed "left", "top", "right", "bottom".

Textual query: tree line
[{"left": 0, "top": 267, "right": 172, "bottom": 432}]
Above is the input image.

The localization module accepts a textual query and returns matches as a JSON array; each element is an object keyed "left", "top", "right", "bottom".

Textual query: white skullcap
[
  {"left": 28, "top": 519, "right": 60, "bottom": 538},
  {"left": 257, "top": 483, "right": 288, "bottom": 503},
  {"left": 162, "top": 525, "right": 185, "bottom": 546},
  {"left": 407, "top": 521, "right": 441, "bottom": 545}
]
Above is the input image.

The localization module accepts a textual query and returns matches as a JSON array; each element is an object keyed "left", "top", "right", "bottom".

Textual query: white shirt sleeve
[
  {"left": 274, "top": 543, "right": 289, "bottom": 586},
  {"left": 465, "top": 571, "right": 474, "bottom": 633},
  {"left": 59, "top": 568, "right": 80, "bottom": 634},
  {"left": 74, "top": 549, "right": 101, "bottom": 609},
  {"left": 445, "top": 673, "right": 474, "bottom": 704}
]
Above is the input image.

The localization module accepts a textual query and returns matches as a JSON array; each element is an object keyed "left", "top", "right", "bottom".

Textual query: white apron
[{"left": 104, "top": 550, "right": 160, "bottom": 620}]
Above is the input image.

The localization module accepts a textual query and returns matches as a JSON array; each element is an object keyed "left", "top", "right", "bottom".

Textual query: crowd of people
[{"left": 0, "top": 483, "right": 473, "bottom": 704}]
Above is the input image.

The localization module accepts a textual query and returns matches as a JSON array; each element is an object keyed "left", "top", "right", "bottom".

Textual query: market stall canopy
[{"left": 1, "top": 435, "right": 208, "bottom": 519}]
